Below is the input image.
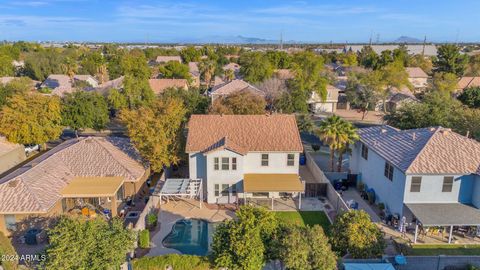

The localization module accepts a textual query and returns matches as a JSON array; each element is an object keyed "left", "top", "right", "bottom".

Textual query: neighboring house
[
  {"left": 186, "top": 114, "right": 304, "bottom": 205},
  {"left": 0, "top": 137, "right": 26, "bottom": 176},
  {"left": 94, "top": 76, "right": 125, "bottom": 95},
  {"left": 223, "top": 63, "right": 241, "bottom": 78},
  {"left": 210, "top": 79, "right": 265, "bottom": 102},
  {"left": 155, "top": 56, "right": 182, "bottom": 64},
  {"left": 384, "top": 87, "right": 418, "bottom": 112},
  {"left": 406, "top": 67, "right": 428, "bottom": 90},
  {"left": 188, "top": 62, "right": 200, "bottom": 87},
  {"left": 0, "top": 137, "right": 150, "bottom": 236},
  {"left": 41, "top": 74, "right": 73, "bottom": 96},
  {"left": 73, "top": 75, "right": 99, "bottom": 88},
  {"left": 148, "top": 78, "right": 188, "bottom": 95},
  {"left": 307, "top": 85, "right": 340, "bottom": 113},
  {"left": 456, "top": 77, "right": 480, "bottom": 93},
  {"left": 350, "top": 126, "right": 480, "bottom": 236}
]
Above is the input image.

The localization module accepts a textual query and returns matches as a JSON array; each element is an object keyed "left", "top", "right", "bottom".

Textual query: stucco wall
[
  {"left": 243, "top": 152, "right": 299, "bottom": 174},
  {"left": 350, "top": 142, "right": 406, "bottom": 216},
  {"left": 403, "top": 174, "right": 464, "bottom": 203}
]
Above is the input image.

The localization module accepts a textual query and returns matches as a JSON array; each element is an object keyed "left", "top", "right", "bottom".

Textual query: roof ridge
[
  {"left": 92, "top": 137, "right": 138, "bottom": 179},
  {"left": 405, "top": 127, "right": 440, "bottom": 173}
]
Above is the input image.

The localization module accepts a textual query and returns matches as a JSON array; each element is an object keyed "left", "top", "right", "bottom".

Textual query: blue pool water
[{"left": 162, "top": 219, "right": 216, "bottom": 256}]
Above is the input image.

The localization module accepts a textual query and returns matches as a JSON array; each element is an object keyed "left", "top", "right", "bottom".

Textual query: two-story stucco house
[
  {"left": 406, "top": 67, "right": 428, "bottom": 91},
  {"left": 185, "top": 114, "right": 304, "bottom": 206},
  {"left": 349, "top": 125, "right": 480, "bottom": 241},
  {"left": 307, "top": 85, "right": 340, "bottom": 113}
]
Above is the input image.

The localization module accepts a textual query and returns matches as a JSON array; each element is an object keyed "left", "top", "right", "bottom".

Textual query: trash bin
[
  {"left": 299, "top": 154, "right": 306, "bottom": 165},
  {"left": 25, "top": 228, "right": 41, "bottom": 245}
]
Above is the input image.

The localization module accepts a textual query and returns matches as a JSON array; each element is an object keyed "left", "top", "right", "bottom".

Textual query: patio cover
[
  {"left": 405, "top": 203, "right": 480, "bottom": 226},
  {"left": 243, "top": 174, "right": 304, "bottom": 192},
  {"left": 343, "top": 263, "right": 395, "bottom": 270},
  {"left": 61, "top": 176, "right": 124, "bottom": 198}
]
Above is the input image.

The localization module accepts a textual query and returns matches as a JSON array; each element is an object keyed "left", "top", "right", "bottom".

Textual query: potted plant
[{"left": 146, "top": 213, "right": 158, "bottom": 231}]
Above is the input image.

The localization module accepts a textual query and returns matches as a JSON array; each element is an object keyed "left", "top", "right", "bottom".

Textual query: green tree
[
  {"left": 434, "top": 44, "right": 468, "bottom": 76},
  {"left": 198, "top": 59, "right": 216, "bottom": 87},
  {"left": 335, "top": 121, "right": 359, "bottom": 172},
  {"left": 409, "top": 54, "right": 433, "bottom": 74},
  {"left": 296, "top": 114, "right": 315, "bottom": 133},
  {"left": 80, "top": 51, "right": 104, "bottom": 76},
  {"left": 357, "top": 46, "right": 379, "bottom": 69},
  {"left": 24, "top": 48, "right": 65, "bottom": 81},
  {"left": 122, "top": 75, "right": 155, "bottom": 109},
  {"left": 161, "top": 87, "right": 209, "bottom": 116},
  {"left": 180, "top": 46, "right": 201, "bottom": 63},
  {"left": 346, "top": 73, "right": 380, "bottom": 120},
  {"left": 211, "top": 206, "right": 278, "bottom": 270},
  {"left": 431, "top": 72, "right": 458, "bottom": 93},
  {"left": 0, "top": 94, "right": 62, "bottom": 145},
  {"left": 392, "top": 44, "right": 410, "bottom": 67},
  {"left": 43, "top": 216, "right": 135, "bottom": 270},
  {"left": 0, "top": 77, "right": 34, "bottom": 107},
  {"left": 465, "top": 54, "right": 480, "bottom": 76},
  {"left": 0, "top": 54, "right": 14, "bottom": 76},
  {"left": 120, "top": 97, "right": 187, "bottom": 172},
  {"left": 330, "top": 210, "right": 385, "bottom": 259},
  {"left": 239, "top": 52, "right": 274, "bottom": 83},
  {"left": 458, "top": 87, "right": 480, "bottom": 108},
  {"left": 380, "top": 60, "right": 412, "bottom": 112},
  {"left": 107, "top": 88, "right": 128, "bottom": 111},
  {"left": 210, "top": 91, "right": 266, "bottom": 115},
  {"left": 158, "top": 61, "right": 191, "bottom": 81},
  {"left": 224, "top": 68, "right": 235, "bottom": 82},
  {"left": 340, "top": 51, "right": 358, "bottom": 67},
  {"left": 120, "top": 51, "right": 151, "bottom": 79},
  {"left": 61, "top": 91, "right": 109, "bottom": 136},
  {"left": 266, "top": 50, "right": 291, "bottom": 69}
]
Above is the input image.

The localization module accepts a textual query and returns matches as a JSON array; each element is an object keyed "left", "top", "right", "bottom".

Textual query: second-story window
[
  {"left": 361, "top": 144, "right": 368, "bottom": 160},
  {"left": 214, "top": 157, "right": 219, "bottom": 170},
  {"left": 384, "top": 162, "right": 394, "bottom": 181},
  {"left": 232, "top": 157, "right": 237, "bottom": 170},
  {"left": 221, "top": 157, "right": 229, "bottom": 170},
  {"left": 287, "top": 154, "right": 295, "bottom": 166},
  {"left": 261, "top": 154, "right": 269, "bottom": 166},
  {"left": 442, "top": 176, "right": 454, "bottom": 192},
  {"left": 410, "top": 177, "right": 422, "bottom": 192}
]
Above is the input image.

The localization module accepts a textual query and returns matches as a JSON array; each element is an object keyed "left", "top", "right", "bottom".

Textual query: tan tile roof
[
  {"left": 188, "top": 62, "right": 200, "bottom": 76},
  {"left": 0, "top": 137, "right": 148, "bottom": 214},
  {"left": 211, "top": 79, "right": 264, "bottom": 98},
  {"left": 358, "top": 126, "right": 480, "bottom": 175},
  {"left": 186, "top": 114, "right": 303, "bottom": 153},
  {"left": 222, "top": 63, "right": 240, "bottom": 72},
  {"left": 406, "top": 67, "right": 428, "bottom": 78},
  {"left": 95, "top": 76, "right": 124, "bottom": 94},
  {"left": 41, "top": 74, "right": 74, "bottom": 97},
  {"left": 456, "top": 77, "right": 480, "bottom": 91},
  {"left": 155, "top": 56, "right": 182, "bottom": 63},
  {"left": 148, "top": 79, "right": 188, "bottom": 95}
]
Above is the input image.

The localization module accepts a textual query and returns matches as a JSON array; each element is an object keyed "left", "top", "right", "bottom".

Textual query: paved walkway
[
  {"left": 340, "top": 188, "right": 381, "bottom": 222},
  {"left": 146, "top": 199, "right": 234, "bottom": 256}
]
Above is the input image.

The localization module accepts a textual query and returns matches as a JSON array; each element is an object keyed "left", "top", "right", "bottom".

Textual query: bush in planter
[
  {"left": 367, "top": 191, "right": 375, "bottom": 204},
  {"left": 146, "top": 213, "right": 158, "bottom": 230},
  {"left": 139, "top": 229, "right": 150, "bottom": 249},
  {"left": 311, "top": 144, "right": 320, "bottom": 152}
]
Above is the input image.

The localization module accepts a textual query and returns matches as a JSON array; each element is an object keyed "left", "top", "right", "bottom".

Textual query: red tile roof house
[
  {"left": 349, "top": 126, "right": 480, "bottom": 243},
  {"left": 148, "top": 79, "right": 188, "bottom": 95},
  {"left": 0, "top": 137, "right": 150, "bottom": 236},
  {"left": 209, "top": 79, "right": 265, "bottom": 102},
  {"left": 455, "top": 76, "right": 480, "bottom": 93},
  {"left": 185, "top": 114, "right": 305, "bottom": 207},
  {"left": 406, "top": 67, "right": 428, "bottom": 90}
]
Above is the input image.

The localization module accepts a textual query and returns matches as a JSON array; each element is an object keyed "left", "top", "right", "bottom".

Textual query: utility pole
[
  {"left": 279, "top": 31, "right": 283, "bottom": 50},
  {"left": 422, "top": 35, "right": 427, "bottom": 56}
]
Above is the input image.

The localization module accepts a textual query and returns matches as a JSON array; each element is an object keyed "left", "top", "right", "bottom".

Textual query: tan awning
[
  {"left": 243, "top": 174, "right": 304, "bottom": 192},
  {"left": 61, "top": 176, "right": 124, "bottom": 198}
]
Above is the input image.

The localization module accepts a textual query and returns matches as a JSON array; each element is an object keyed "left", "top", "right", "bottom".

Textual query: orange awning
[
  {"left": 243, "top": 174, "right": 304, "bottom": 192},
  {"left": 61, "top": 176, "right": 124, "bottom": 198}
]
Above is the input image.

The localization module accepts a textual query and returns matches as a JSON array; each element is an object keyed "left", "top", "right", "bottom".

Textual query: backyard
[
  {"left": 275, "top": 211, "right": 331, "bottom": 232},
  {"left": 408, "top": 244, "right": 480, "bottom": 256}
]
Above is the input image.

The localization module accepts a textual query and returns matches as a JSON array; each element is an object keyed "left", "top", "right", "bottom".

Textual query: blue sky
[{"left": 0, "top": 0, "right": 479, "bottom": 43}]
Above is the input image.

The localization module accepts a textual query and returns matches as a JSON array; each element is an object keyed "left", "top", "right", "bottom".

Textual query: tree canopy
[
  {"left": 239, "top": 52, "right": 274, "bottom": 83},
  {"left": 0, "top": 94, "right": 62, "bottom": 145},
  {"left": 120, "top": 97, "right": 187, "bottom": 172},
  {"left": 458, "top": 87, "right": 480, "bottom": 108},
  {"left": 210, "top": 91, "right": 266, "bottom": 115},
  {"left": 158, "top": 61, "right": 191, "bottom": 81},
  {"left": 434, "top": 44, "right": 467, "bottom": 76},
  {"left": 0, "top": 77, "right": 34, "bottom": 107},
  {"left": 61, "top": 91, "right": 110, "bottom": 134},
  {"left": 43, "top": 216, "right": 135, "bottom": 270}
]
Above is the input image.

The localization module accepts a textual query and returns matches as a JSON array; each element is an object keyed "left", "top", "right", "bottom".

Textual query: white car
[{"left": 24, "top": 144, "right": 40, "bottom": 155}]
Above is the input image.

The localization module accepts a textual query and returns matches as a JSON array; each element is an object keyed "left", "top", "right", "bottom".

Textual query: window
[
  {"left": 232, "top": 157, "right": 237, "bottom": 170},
  {"left": 4, "top": 215, "right": 16, "bottom": 231},
  {"left": 361, "top": 144, "right": 368, "bottom": 160},
  {"left": 384, "top": 162, "right": 394, "bottom": 181},
  {"left": 410, "top": 177, "right": 422, "bottom": 192},
  {"left": 214, "top": 184, "right": 220, "bottom": 196},
  {"left": 442, "top": 176, "right": 454, "bottom": 192},
  {"left": 261, "top": 154, "right": 269, "bottom": 166},
  {"left": 221, "top": 157, "right": 229, "bottom": 170},
  {"left": 231, "top": 184, "right": 237, "bottom": 194},
  {"left": 221, "top": 184, "right": 229, "bottom": 196},
  {"left": 287, "top": 154, "right": 295, "bottom": 166},
  {"left": 214, "top": 157, "right": 219, "bottom": 170}
]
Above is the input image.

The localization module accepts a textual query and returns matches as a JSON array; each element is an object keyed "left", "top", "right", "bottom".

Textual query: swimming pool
[{"left": 162, "top": 219, "right": 216, "bottom": 256}]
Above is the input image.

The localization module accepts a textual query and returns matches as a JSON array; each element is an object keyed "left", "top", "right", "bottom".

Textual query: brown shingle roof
[
  {"left": 148, "top": 79, "right": 188, "bottom": 95},
  {"left": 406, "top": 67, "right": 428, "bottom": 78},
  {"left": 0, "top": 137, "right": 148, "bottom": 214},
  {"left": 186, "top": 114, "right": 303, "bottom": 154},
  {"left": 211, "top": 79, "right": 264, "bottom": 98},
  {"left": 155, "top": 56, "right": 182, "bottom": 63},
  {"left": 358, "top": 126, "right": 480, "bottom": 175},
  {"left": 456, "top": 77, "right": 480, "bottom": 91}
]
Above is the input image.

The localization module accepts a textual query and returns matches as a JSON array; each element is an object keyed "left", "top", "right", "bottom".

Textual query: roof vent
[
  {"left": 429, "top": 127, "right": 436, "bottom": 131},
  {"left": 8, "top": 179, "right": 19, "bottom": 188},
  {"left": 440, "top": 128, "right": 451, "bottom": 135},
  {"left": 381, "top": 128, "right": 387, "bottom": 134},
  {"left": 412, "top": 132, "right": 416, "bottom": 141}
]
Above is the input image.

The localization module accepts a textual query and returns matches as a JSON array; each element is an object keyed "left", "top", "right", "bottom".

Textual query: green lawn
[
  {"left": 409, "top": 244, "right": 480, "bottom": 256},
  {"left": 275, "top": 211, "right": 331, "bottom": 232}
]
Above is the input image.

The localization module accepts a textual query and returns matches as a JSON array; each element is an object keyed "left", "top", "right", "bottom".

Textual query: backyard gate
[{"left": 305, "top": 183, "right": 327, "bottom": 197}]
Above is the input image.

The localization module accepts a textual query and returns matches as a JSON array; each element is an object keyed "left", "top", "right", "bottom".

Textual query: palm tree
[
  {"left": 62, "top": 57, "right": 78, "bottom": 81},
  {"left": 315, "top": 115, "right": 358, "bottom": 172},
  {"left": 96, "top": 64, "right": 109, "bottom": 84},
  {"left": 224, "top": 68, "right": 235, "bottom": 82},
  {"left": 198, "top": 59, "right": 216, "bottom": 87},
  {"left": 336, "top": 121, "right": 359, "bottom": 172}
]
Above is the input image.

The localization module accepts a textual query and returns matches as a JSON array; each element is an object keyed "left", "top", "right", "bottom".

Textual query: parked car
[{"left": 24, "top": 144, "right": 40, "bottom": 155}]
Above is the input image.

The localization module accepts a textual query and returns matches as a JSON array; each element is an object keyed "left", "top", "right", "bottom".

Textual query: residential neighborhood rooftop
[
  {"left": 406, "top": 67, "right": 428, "bottom": 78},
  {"left": 210, "top": 79, "right": 264, "bottom": 97},
  {"left": 358, "top": 125, "right": 480, "bottom": 175},
  {"left": 155, "top": 55, "right": 182, "bottom": 63},
  {"left": 186, "top": 114, "right": 303, "bottom": 153},
  {"left": 0, "top": 137, "right": 147, "bottom": 213},
  {"left": 148, "top": 78, "right": 188, "bottom": 95},
  {"left": 456, "top": 76, "right": 480, "bottom": 91}
]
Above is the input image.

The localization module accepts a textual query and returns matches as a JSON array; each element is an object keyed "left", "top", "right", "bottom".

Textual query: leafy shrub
[
  {"left": 132, "top": 254, "right": 210, "bottom": 270},
  {"left": 146, "top": 213, "right": 157, "bottom": 226},
  {"left": 38, "top": 87, "right": 52, "bottom": 94},
  {"left": 138, "top": 229, "right": 150, "bottom": 249},
  {"left": 378, "top": 203, "right": 385, "bottom": 210},
  {"left": 0, "top": 232, "right": 18, "bottom": 270}
]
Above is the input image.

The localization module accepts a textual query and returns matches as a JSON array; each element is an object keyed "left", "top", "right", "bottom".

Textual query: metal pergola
[{"left": 157, "top": 178, "right": 203, "bottom": 208}]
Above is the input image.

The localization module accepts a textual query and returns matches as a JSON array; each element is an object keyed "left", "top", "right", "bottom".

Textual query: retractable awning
[
  {"left": 405, "top": 203, "right": 480, "bottom": 226},
  {"left": 243, "top": 174, "right": 304, "bottom": 193},
  {"left": 61, "top": 176, "right": 124, "bottom": 198}
]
